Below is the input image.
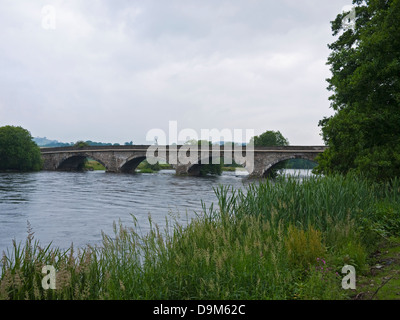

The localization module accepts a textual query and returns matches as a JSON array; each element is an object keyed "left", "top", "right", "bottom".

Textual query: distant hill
[
  {"left": 33, "top": 137, "right": 125, "bottom": 147},
  {"left": 33, "top": 137, "right": 71, "bottom": 147}
]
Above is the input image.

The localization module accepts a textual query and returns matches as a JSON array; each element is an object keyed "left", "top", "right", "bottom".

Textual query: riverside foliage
[
  {"left": 315, "top": 0, "right": 400, "bottom": 181},
  {"left": 0, "top": 126, "right": 43, "bottom": 172},
  {"left": 1, "top": 174, "right": 399, "bottom": 300}
]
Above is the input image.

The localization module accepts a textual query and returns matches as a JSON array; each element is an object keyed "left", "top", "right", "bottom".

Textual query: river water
[{"left": 0, "top": 169, "right": 310, "bottom": 255}]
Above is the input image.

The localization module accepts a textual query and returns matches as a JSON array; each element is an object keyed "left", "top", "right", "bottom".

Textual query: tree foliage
[
  {"left": 250, "top": 130, "right": 289, "bottom": 147},
  {"left": 74, "top": 141, "right": 90, "bottom": 148},
  {"left": 0, "top": 126, "right": 43, "bottom": 172},
  {"left": 315, "top": 0, "right": 400, "bottom": 181}
]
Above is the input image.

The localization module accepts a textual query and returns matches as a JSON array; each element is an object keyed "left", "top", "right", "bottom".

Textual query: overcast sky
[{"left": 0, "top": 0, "right": 353, "bottom": 145}]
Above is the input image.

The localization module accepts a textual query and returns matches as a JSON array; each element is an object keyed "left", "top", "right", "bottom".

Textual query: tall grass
[
  {"left": 221, "top": 174, "right": 381, "bottom": 229},
  {"left": 1, "top": 174, "right": 399, "bottom": 300}
]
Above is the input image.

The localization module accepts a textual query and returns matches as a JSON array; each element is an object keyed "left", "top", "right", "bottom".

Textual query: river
[{"left": 0, "top": 169, "right": 311, "bottom": 256}]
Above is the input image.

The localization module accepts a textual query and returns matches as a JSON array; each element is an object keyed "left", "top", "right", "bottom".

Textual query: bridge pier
[{"left": 174, "top": 164, "right": 193, "bottom": 176}]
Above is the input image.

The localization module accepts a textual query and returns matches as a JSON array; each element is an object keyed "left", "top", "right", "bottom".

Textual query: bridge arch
[
  {"left": 263, "top": 155, "right": 317, "bottom": 177},
  {"left": 57, "top": 154, "right": 108, "bottom": 172},
  {"left": 119, "top": 154, "right": 172, "bottom": 174},
  {"left": 187, "top": 155, "right": 248, "bottom": 176},
  {"left": 188, "top": 156, "right": 219, "bottom": 176}
]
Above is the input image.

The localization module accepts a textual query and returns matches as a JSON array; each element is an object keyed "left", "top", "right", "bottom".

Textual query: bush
[{"left": 0, "top": 126, "right": 43, "bottom": 172}]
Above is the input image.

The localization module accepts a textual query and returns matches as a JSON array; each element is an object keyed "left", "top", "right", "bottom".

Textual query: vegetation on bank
[
  {"left": 84, "top": 159, "right": 106, "bottom": 171},
  {"left": 353, "top": 237, "right": 400, "bottom": 300},
  {"left": 1, "top": 174, "right": 399, "bottom": 300},
  {"left": 0, "top": 126, "right": 42, "bottom": 172},
  {"left": 136, "top": 160, "right": 172, "bottom": 173}
]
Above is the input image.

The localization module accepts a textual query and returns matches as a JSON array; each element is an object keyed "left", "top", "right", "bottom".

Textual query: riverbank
[
  {"left": 1, "top": 174, "right": 399, "bottom": 300},
  {"left": 353, "top": 237, "right": 400, "bottom": 300}
]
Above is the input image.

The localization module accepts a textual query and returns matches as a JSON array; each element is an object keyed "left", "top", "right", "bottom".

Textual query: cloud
[{"left": 0, "top": 0, "right": 351, "bottom": 145}]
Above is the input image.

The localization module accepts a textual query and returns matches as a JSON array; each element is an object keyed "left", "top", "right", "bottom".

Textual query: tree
[
  {"left": 315, "top": 0, "right": 400, "bottom": 181},
  {"left": 0, "top": 125, "right": 43, "bottom": 172},
  {"left": 250, "top": 130, "right": 289, "bottom": 147},
  {"left": 250, "top": 130, "right": 290, "bottom": 178},
  {"left": 74, "top": 141, "right": 90, "bottom": 148}
]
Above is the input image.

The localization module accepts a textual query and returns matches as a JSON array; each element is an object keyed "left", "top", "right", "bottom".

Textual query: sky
[{"left": 0, "top": 0, "right": 353, "bottom": 145}]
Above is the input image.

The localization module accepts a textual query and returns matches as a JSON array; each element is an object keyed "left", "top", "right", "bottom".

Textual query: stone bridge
[{"left": 40, "top": 145, "right": 327, "bottom": 177}]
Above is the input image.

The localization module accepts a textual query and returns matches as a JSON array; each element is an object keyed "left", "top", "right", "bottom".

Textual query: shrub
[{"left": 0, "top": 125, "right": 43, "bottom": 172}]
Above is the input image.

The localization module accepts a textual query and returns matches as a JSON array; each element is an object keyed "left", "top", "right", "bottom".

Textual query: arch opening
[
  {"left": 188, "top": 156, "right": 247, "bottom": 176},
  {"left": 120, "top": 156, "right": 146, "bottom": 173},
  {"left": 57, "top": 155, "right": 107, "bottom": 172},
  {"left": 263, "top": 156, "right": 317, "bottom": 178},
  {"left": 120, "top": 156, "right": 174, "bottom": 174}
]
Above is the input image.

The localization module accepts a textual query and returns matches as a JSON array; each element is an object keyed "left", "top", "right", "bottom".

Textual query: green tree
[
  {"left": 74, "top": 141, "right": 90, "bottom": 148},
  {"left": 315, "top": 0, "right": 400, "bottom": 181},
  {"left": 250, "top": 130, "right": 289, "bottom": 147},
  {"left": 250, "top": 130, "right": 290, "bottom": 178},
  {"left": 0, "top": 125, "right": 43, "bottom": 172}
]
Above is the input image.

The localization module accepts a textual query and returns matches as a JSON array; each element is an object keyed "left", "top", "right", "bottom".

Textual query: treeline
[{"left": 34, "top": 137, "right": 134, "bottom": 148}]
